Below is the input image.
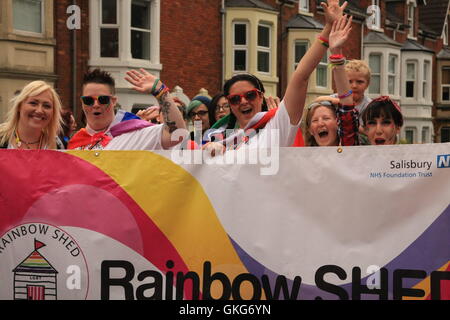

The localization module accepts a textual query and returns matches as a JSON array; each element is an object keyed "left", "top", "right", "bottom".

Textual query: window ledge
[{"left": 89, "top": 58, "right": 162, "bottom": 71}]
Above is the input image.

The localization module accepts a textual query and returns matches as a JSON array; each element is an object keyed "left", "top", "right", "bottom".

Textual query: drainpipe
[
  {"left": 72, "top": 0, "right": 77, "bottom": 119},
  {"left": 221, "top": 0, "right": 225, "bottom": 87}
]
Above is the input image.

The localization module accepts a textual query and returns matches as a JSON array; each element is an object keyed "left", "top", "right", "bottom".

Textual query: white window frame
[
  {"left": 369, "top": 53, "right": 382, "bottom": 95},
  {"left": 388, "top": 54, "right": 397, "bottom": 96},
  {"left": 130, "top": 0, "right": 152, "bottom": 61},
  {"left": 99, "top": 0, "right": 120, "bottom": 58},
  {"left": 90, "top": 0, "right": 161, "bottom": 69},
  {"left": 299, "top": 0, "right": 309, "bottom": 13},
  {"left": 257, "top": 23, "right": 271, "bottom": 74},
  {"left": 370, "top": 0, "right": 381, "bottom": 30},
  {"left": 444, "top": 18, "right": 449, "bottom": 46},
  {"left": 422, "top": 60, "right": 430, "bottom": 100},
  {"left": 294, "top": 40, "right": 308, "bottom": 71},
  {"left": 233, "top": 21, "right": 249, "bottom": 73},
  {"left": 441, "top": 66, "right": 450, "bottom": 102},
  {"left": 405, "top": 61, "right": 417, "bottom": 98},
  {"left": 405, "top": 127, "right": 416, "bottom": 144},
  {"left": 12, "top": 0, "right": 44, "bottom": 37},
  {"left": 407, "top": 3, "right": 415, "bottom": 38},
  {"left": 316, "top": 51, "right": 328, "bottom": 88},
  {"left": 421, "top": 127, "right": 429, "bottom": 144}
]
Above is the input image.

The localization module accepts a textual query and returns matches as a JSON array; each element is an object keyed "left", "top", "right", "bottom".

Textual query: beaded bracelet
[
  {"left": 338, "top": 90, "right": 353, "bottom": 99},
  {"left": 317, "top": 36, "right": 329, "bottom": 48}
]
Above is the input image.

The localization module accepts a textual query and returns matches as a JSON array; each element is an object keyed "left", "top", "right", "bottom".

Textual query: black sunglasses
[
  {"left": 189, "top": 110, "right": 209, "bottom": 118},
  {"left": 81, "top": 95, "right": 112, "bottom": 106}
]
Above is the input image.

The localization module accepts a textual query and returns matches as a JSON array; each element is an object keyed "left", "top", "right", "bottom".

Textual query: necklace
[{"left": 15, "top": 130, "right": 42, "bottom": 149}]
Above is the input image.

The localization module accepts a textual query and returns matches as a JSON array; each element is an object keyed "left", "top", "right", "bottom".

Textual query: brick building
[{"left": 2, "top": 0, "right": 450, "bottom": 143}]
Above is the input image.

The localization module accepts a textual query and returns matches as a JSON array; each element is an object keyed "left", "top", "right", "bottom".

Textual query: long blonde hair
[{"left": 0, "top": 81, "right": 63, "bottom": 149}]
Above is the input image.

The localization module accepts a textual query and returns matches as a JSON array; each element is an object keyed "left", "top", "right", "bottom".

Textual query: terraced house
[{"left": 0, "top": 0, "right": 449, "bottom": 143}]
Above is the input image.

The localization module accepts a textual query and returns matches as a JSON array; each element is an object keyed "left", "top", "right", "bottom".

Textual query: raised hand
[
  {"left": 265, "top": 96, "right": 280, "bottom": 110},
  {"left": 125, "top": 68, "right": 158, "bottom": 94},
  {"left": 321, "top": 0, "right": 348, "bottom": 25},
  {"left": 329, "top": 15, "right": 353, "bottom": 52}
]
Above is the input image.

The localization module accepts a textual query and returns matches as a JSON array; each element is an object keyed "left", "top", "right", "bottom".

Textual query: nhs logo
[{"left": 437, "top": 154, "right": 450, "bottom": 168}]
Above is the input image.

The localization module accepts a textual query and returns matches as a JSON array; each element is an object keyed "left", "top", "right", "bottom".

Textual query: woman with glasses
[
  {"left": 187, "top": 95, "right": 212, "bottom": 145},
  {"left": 0, "top": 81, "right": 63, "bottom": 150},
  {"left": 209, "top": 93, "right": 231, "bottom": 123},
  {"left": 205, "top": 0, "right": 349, "bottom": 154}
]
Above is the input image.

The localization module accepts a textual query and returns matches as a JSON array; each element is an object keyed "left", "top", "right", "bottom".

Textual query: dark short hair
[
  {"left": 361, "top": 97, "right": 403, "bottom": 128},
  {"left": 82, "top": 68, "right": 115, "bottom": 94},
  {"left": 222, "top": 74, "right": 268, "bottom": 129}
]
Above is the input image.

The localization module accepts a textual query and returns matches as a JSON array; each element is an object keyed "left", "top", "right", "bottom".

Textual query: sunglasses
[
  {"left": 307, "top": 100, "right": 337, "bottom": 110},
  {"left": 227, "top": 89, "right": 261, "bottom": 105},
  {"left": 81, "top": 95, "right": 112, "bottom": 106},
  {"left": 189, "top": 110, "right": 209, "bottom": 118}
]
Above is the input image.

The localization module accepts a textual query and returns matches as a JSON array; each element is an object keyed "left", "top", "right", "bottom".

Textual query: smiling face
[
  {"left": 364, "top": 116, "right": 400, "bottom": 145},
  {"left": 82, "top": 83, "right": 116, "bottom": 131},
  {"left": 308, "top": 105, "right": 339, "bottom": 146},
  {"left": 18, "top": 89, "right": 54, "bottom": 132},
  {"left": 228, "top": 81, "right": 263, "bottom": 128}
]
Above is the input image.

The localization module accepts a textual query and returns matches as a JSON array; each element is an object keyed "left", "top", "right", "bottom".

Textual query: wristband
[
  {"left": 152, "top": 82, "right": 167, "bottom": 97},
  {"left": 338, "top": 90, "right": 353, "bottom": 99},
  {"left": 317, "top": 36, "right": 329, "bottom": 48},
  {"left": 151, "top": 78, "right": 160, "bottom": 95}
]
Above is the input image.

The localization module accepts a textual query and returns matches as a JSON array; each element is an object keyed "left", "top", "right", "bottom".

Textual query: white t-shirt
[
  {"left": 105, "top": 124, "right": 164, "bottom": 150},
  {"left": 244, "top": 100, "right": 300, "bottom": 149}
]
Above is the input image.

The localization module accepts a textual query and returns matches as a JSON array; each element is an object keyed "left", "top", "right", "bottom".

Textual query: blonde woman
[{"left": 0, "top": 81, "right": 63, "bottom": 149}]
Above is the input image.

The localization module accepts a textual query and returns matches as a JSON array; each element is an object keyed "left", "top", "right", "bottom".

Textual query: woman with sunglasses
[
  {"left": 303, "top": 16, "right": 359, "bottom": 147},
  {"left": 205, "top": 0, "right": 349, "bottom": 154},
  {"left": 0, "top": 81, "right": 63, "bottom": 150}
]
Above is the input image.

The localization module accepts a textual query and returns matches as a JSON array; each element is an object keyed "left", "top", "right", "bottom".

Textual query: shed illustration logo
[
  {"left": 0, "top": 223, "right": 89, "bottom": 300},
  {"left": 13, "top": 239, "right": 58, "bottom": 300}
]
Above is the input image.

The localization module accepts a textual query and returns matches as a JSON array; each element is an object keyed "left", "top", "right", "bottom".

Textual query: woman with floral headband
[
  {"left": 203, "top": 0, "right": 349, "bottom": 155},
  {"left": 0, "top": 81, "right": 63, "bottom": 150}
]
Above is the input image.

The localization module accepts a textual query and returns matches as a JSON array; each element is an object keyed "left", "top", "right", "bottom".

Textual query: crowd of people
[{"left": 0, "top": 0, "right": 409, "bottom": 153}]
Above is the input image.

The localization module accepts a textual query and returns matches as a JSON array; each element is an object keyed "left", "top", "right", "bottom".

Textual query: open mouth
[
  {"left": 374, "top": 138, "right": 386, "bottom": 145},
  {"left": 241, "top": 108, "right": 252, "bottom": 115},
  {"left": 318, "top": 130, "right": 329, "bottom": 138},
  {"left": 93, "top": 112, "right": 102, "bottom": 116}
]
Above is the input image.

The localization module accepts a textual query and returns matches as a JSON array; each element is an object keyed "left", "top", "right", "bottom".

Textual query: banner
[{"left": 0, "top": 144, "right": 449, "bottom": 300}]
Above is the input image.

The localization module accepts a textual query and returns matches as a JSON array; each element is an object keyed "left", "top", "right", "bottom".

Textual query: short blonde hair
[
  {"left": 0, "top": 81, "right": 63, "bottom": 149},
  {"left": 345, "top": 59, "right": 371, "bottom": 84}
]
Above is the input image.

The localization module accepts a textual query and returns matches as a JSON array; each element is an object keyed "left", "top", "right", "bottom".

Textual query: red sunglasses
[{"left": 227, "top": 89, "right": 261, "bottom": 105}]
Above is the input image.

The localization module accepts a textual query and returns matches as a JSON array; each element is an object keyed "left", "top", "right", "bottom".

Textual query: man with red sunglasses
[{"left": 68, "top": 68, "right": 186, "bottom": 150}]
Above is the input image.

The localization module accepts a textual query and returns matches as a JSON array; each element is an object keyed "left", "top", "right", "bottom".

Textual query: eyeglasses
[
  {"left": 81, "top": 95, "right": 112, "bottom": 106},
  {"left": 216, "top": 104, "right": 230, "bottom": 112},
  {"left": 189, "top": 110, "right": 209, "bottom": 118},
  {"left": 227, "top": 89, "right": 261, "bottom": 105}
]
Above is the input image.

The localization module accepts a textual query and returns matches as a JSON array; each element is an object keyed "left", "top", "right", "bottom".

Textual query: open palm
[
  {"left": 321, "top": 0, "right": 348, "bottom": 25},
  {"left": 329, "top": 15, "right": 352, "bottom": 50}
]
